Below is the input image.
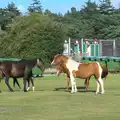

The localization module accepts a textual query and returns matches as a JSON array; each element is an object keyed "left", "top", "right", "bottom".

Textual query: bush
[{"left": 0, "top": 13, "right": 67, "bottom": 67}]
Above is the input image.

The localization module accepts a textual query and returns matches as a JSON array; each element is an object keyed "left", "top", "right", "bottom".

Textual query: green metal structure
[
  {"left": 82, "top": 56, "right": 120, "bottom": 71},
  {"left": 90, "top": 44, "right": 100, "bottom": 56},
  {"left": 82, "top": 43, "right": 100, "bottom": 56}
]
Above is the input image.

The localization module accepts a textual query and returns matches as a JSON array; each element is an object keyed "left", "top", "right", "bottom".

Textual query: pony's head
[
  {"left": 37, "top": 58, "right": 45, "bottom": 72},
  {"left": 51, "top": 54, "right": 68, "bottom": 65}
]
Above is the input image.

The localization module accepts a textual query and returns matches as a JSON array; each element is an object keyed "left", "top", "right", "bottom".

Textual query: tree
[
  {"left": 99, "top": 0, "right": 114, "bottom": 14},
  {"left": 0, "top": 13, "right": 67, "bottom": 66},
  {"left": 44, "top": 9, "right": 52, "bottom": 15},
  {"left": 71, "top": 7, "right": 77, "bottom": 14},
  {"left": 0, "top": 8, "right": 8, "bottom": 30},
  {"left": 0, "top": 2, "right": 21, "bottom": 30},
  {"left": 28, "top": 0, "right": 42, "bottom": 13},
  {"left": 6, "top": 2, "right": 21, "bottom": 17}
]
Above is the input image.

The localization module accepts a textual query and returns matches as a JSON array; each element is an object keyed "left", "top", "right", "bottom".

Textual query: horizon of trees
[{"left": 0, "top": 0, "right": 120, "bottom": 66}]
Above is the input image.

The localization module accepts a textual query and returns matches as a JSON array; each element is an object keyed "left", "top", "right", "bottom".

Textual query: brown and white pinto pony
[
  {"left": 51, "top": 54, "right": 107, "bottom": 94},
  {"left": 55, "top": 62, "right": 108, "bottom": 90}
]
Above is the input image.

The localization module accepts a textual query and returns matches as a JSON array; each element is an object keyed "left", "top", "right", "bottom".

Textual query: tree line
[{"left": 0, "top": 0, "right": 120, "bottom": 66}]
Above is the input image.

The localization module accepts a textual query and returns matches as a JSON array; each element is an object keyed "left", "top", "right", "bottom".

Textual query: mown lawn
[{"left": 0, "top": 74, "right": 120, "bottom": 120}]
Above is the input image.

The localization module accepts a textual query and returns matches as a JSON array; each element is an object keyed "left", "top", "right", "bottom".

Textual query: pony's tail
[
  {"left": 105, "top": 61, "right": 108, "bottom": 81},
  {"left": 101, "top": 61, "right": 108, "bottom": 81},
  {"left": 104, "top": 75, "right": 107, "bottom": 81}
]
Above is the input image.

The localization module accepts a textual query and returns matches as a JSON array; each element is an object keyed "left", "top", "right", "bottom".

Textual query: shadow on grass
[{"left": 54, "top": 86, "right": 96, "bottom": 93}]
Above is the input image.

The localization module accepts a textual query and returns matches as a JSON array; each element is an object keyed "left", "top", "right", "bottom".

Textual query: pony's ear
[{"left": 58, "top": 51, "right": 63, "bottom": 55}]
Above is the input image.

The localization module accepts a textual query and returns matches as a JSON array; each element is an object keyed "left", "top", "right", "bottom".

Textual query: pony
[
  {"left": 51, "top": 54, "right": 107, "bottom": 94},
  {"left": 0, "top": 58, "right": 44, "bottom": 92},
  {"left": 55, "top": 62, "right": 108, "bottom": 90},
  {"left": 0, "top": 67, "right": 35, "bottom": 91}
]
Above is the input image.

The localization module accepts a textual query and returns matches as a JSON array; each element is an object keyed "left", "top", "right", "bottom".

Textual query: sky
[{"left": 0, "top": 0, "right": 120, "bottom": 14}]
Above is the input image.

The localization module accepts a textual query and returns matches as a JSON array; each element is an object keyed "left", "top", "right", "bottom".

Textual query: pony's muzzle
[{"left": 51, "top": 61, "right": 55, "bottom": 65}]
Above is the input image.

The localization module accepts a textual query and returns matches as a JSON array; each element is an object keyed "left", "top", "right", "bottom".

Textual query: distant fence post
[
  {"left": 99, "top": 40, "right": 102, "bottom": 56},
  {"left": 68, "top": 38, "right": 71, "bottom": 56},
  {"left": 113, "top": 40, "right": 116, "bottom": 56},
  {"left": 81, "top": 38, "right": 83, "bottom": 53}
]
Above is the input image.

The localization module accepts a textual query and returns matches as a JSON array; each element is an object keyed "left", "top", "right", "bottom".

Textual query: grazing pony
[
  {"left": 51, "top": 54, "right": 106, "bottom": 94},
  {"left": 55, "top": 62, "right": 108, "bottom": 90},
  {"left": 0, "top": 58, "right": 44, "bottom": 92}
]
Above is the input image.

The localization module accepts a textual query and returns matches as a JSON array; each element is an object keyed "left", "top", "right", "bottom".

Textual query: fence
[
  {"left": 70, "top": 38, "right": 120, "bottom": 57},
  {"left": 70, "top": 38, "right": 120, "bottom": 71}
]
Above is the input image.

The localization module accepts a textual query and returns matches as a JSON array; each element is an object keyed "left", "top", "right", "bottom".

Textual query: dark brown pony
[
  {"left": 0, "top": 58, "right": 44, "bottom": 92},
  {"left": 55, "top": 62, "right": 108, "bottom": 90},
  {"left": 51, "top": 54, "right": 107, "bottom": 94},
  {"left": 0, "top": 69, "right": 35, "bottom": 91},
  {"left": 13, "top": 70, "right": 35, "bottom": 91},
  {"left": 0, "top": 70, "right": 21, "bottom": 89}
]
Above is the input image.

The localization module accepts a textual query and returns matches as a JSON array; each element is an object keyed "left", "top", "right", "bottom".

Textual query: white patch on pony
[
  {"left": 56, "top": 70, "right": 60, "bottom": 76},
  {"left": 96, "top": 62, "right": 105, "bottom": 94},
  {"left": 66, "top": 58, "right": 80, "bottom": 93},
  {"left": 32, "top": 86, "right": 35, "bottom": 91},
  {"left": 51, "top": 60, "right": 54, "bottom": 65},
  {"left": 27, "top": 87, "right": 30, "bottom": 91},
  {"left": 66, "top": 58, "right": 80, "bottom": 71}
]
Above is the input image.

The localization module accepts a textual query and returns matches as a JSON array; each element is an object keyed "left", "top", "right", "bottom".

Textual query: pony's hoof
[
  {"left": 27, "top": 87, "right": 30, "bottom": 91},
  {"left": 85, "top": 87, "right": 88, "bottom": 90},
  {"left": 95, "top": 92, "right": 99, "bottom": 94},
  {"left": 24, "top": 90, "right": 28, "bottom": 92},
  {"left": 71, "top": 90, "right": 77, "bottom": 93},
  {"left": 10, "top": 89, "right": 14, "bottom": 92},
  {"left": 71, "top": 91, "right": 75, "bottom": 93},
  {"left": 101, "top": 92, "right": 105, "bottom": 94},
  {"left": 74, "top": 89, "right": 78, "bottom": 93},
  {"left": 66, "top": 88, "right": 69, "bottom": 91}
]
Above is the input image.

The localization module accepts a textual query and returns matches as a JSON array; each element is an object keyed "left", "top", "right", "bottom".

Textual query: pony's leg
[
  {"left": 95, "top": 80, "right": 100, "bottom": 94},
  {"left": 96, "top": 62, "right": 105, "bottom": 94},
  {"left": 13, "top": 78, "right": 15, "bottom": 88},
  {"left": 84, "top": 79, "right": 88, "bottom": 89},
  {"left": 98, "top": 78, "right": 105, "bottom": 94},
  {"left": 27, "top": 79, "right": 30, "bottom": 91},
  {"left": 5, "top": 77, "right": 14, "bottom": 92},
  {"left": 66, "top": 77, "right": 70, "bottom": 90},
  {"left": 85, "top": 78, "right": 90, "bottom": 90},
  {"left": 70, "top": 74, "right": 77, "bottom": 93},
  {"left": 30, "top": 78, "right": 35, "bottom": 91},
  {"left": 13, "top": 78, "right": 21, "bottom": 89},
  {"left": 74, "top": 79, "right": 77, "bottom": 93},
  {"left": 23, "top": 77, "right": 27, "bottom": 92}
]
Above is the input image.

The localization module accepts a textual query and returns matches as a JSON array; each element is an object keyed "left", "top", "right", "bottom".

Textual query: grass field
[{"left": 0, "top": 74, "right": 120, "bottom": 120}]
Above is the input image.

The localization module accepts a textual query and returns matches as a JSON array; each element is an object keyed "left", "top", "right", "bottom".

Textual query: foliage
[
  {"left": 0, "top": 13, "right": 67, "bottom": 66},
  {"left": 1, "top": 0, "right": 120, "bottom": 65},
  {"left": 61, "top": 0, "right": 120, "bottom": 39},
  {"left": 28, "top": 0, "right": 43, "bottom": 13},
  {"left": 0, "top": 2, "right": 20, "bottom": 30}
]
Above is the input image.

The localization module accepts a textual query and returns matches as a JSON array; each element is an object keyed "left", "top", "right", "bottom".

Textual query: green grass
[{"left": 0, "top": 74, "right": 120, "bottom": 120}]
